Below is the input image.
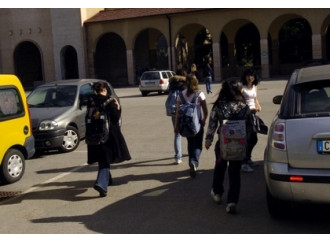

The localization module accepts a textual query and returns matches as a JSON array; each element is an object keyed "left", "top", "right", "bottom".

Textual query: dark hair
[
  {"left": 92, "top": 81, "right": 107, "bottom": 94},
  {"left": 241, "top": 68, "right": 259, "bottom": 86},
  {"left": 215, "top": 78, "right": 245, "bottom": 103}
]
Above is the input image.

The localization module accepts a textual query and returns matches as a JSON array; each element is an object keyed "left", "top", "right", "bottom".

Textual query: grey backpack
[{"left": 178, "top": 91, "right": 201, "bottom": 137}]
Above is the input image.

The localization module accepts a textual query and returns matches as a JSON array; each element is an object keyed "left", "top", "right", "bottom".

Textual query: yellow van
[{"left": 0, "top": 75, "right": 35, "bottom": 184}]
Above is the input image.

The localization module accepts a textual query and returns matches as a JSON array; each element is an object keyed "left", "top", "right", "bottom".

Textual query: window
[{"left": 0, "top": 87, "right": 24, "bottom": 121}]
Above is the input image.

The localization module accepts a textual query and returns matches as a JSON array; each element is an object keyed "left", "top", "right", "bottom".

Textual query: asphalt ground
[{"left": 1, "top": 79, "right": 330, "bottom": 238}]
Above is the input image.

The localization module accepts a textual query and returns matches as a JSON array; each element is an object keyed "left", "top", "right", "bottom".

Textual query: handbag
[{"left": 254, "top": 114, "right": 268, "bottom": 135}]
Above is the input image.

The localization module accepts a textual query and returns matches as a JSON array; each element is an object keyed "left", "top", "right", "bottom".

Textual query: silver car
[
  {"left": 27, "top": 79, "right": 118, "bottom": 153},
  {"left": 139, "top": 70, "right": 175, "bottom": 96},
  {"left": 264, "top": 64, "right": 330, "bottom": 217}
]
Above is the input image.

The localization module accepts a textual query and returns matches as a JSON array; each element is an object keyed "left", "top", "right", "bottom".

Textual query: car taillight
[
  {"left": 272, "top": 122, "right": 286, "bottom": 150},
  {"left": 160, "top": 79, "right": 165, "bottom": 84}
]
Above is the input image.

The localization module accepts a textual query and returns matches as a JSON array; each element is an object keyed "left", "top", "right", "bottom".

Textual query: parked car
[
  {"left": 0, "top": 75, "right": 35, "bottom": 184},
  {"left": 27, "top": 79, "right": 118, "bottom": 153},
  {"left": 264, "top": 64, "right": 330, "bottom": 217},
  {"left": 139, "top": 70, "right": 175, "bottom": 96}
]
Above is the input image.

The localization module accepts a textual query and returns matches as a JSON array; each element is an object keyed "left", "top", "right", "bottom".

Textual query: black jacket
[{"left": 87, "top": 94, "right": 131, "bottom": 165}]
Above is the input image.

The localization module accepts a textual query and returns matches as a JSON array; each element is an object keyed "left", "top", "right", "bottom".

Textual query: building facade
[{"left": 0, "top": 8, "right": 329, "bottom": 88}]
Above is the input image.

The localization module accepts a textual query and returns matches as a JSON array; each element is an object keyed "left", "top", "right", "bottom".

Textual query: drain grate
[{"left": 0, "top": 191, "right": 22, "bottom": 198}]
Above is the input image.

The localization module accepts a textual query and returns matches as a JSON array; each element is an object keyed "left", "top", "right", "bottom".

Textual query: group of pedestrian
[
  {"left": 86, "top": 65, "right": 262, "bottom": 215},
  {"left": 169, "top": 65, "right": 262, "bottom": 214}
]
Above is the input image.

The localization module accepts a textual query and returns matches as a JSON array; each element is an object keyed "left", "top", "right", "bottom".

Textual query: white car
[
  {"left": 264, "top": 64, "right": 330, "bottom": 218},
  {"left": 139, "top": 70, "right": 175, "bottom": 96}
]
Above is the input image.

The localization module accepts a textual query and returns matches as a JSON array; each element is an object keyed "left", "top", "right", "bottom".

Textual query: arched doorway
[
  {"left": 134, "top": 28, "right": 169, "bottom": 83},
  {"left": 14, "top": 41, "right": 43, "bottom": 89},
  {"left": 176, "top": 24, "right": 213, "bottom": 76},
  {"left": 94, "top": 33, "right": 128, "bottom": 87},
  {"left": 61, "top": 45, "right": 79, "bottom": 79}
]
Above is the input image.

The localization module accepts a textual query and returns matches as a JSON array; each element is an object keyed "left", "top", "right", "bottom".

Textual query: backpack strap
[
  {"left": 179, "top": 91, "right": 187, "bottom": 104},
  {"left": 179, "top": 90, "right": 201, "bottom": 104}
]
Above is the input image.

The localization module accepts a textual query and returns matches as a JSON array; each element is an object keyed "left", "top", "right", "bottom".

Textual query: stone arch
[
  {"left": 134, "top": 28, "right": 169, "bottom": 81},
  {"left": 175, "top": 23, "right": 213, "bottom": 76},
  {"left": 60, "top": 45, "right": 79, "bottom": 79},
  {"left": 14, "top": 41, "right": 43, "bottom": 89},
  {"left": 321, "top": 15, "right": 330, "bottom": 62},
  {"left": 94, "top": 32, "right": 128, "bottom": 87},
  {"left": 221, "top": 19, "right": 259, "bottom": 78},
  {"left": 279, "top": 18, "right": 312, "bottom": 64},
  {"left": 268, "top": 14, "right": 312, "bottom": 75},
  {"left": 235, "top": 23, "right": 261, "bottom": 68}
]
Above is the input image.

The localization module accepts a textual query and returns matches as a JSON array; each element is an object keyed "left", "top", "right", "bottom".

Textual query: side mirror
[{"left": 273, "top": 95, "right": 283, "bottom": 105}]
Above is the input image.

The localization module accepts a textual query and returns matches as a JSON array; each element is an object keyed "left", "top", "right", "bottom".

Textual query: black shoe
[
  {"left": 189, "top": 163, "right": 197, "bottom": 178},
  {"left": 108, "top": 177, "right": 113, "bottom": 186},
  {"left": 93, "top": 184, "right": 107, "bottom": 197}
]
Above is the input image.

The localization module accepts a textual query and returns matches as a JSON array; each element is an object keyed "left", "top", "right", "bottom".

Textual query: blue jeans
[
  {"left": 171, "top": 116, "right": 182, "bottom": 159},
  {"left": 95, "top": 162, "right": 111, "bottom": 193},
  {"left": 186, "top": 125, "right": 204, "bottom": 168},
  {"left": 204, "top": 76, "right": 212, "bottom": 94}
]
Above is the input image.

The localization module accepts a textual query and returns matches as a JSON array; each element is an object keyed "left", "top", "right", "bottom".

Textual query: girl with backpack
[
  {"left": 204, "top": 78, "right": 254, "bottom": 214},
  {"left": 174, "top": 74, "right": 208, "bottom": 178}
]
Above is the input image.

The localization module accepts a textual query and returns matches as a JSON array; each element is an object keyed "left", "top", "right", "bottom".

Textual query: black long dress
[{"left": 87, "top": 94, "right": 131, "bottom": 165}]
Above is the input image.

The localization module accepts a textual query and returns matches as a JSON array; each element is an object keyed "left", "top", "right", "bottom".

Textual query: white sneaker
[
  {"left": 241, "top": 164, "right": 254, "bottom": 173},
  {"left": 176, "top": 158, "right": 182, "bottom": 164},
  {"left": 226, "top": 203, "right": 237, "bottom": 214},
  {"left": 210, "top": 189, "right": 221, "bottom": 204}
]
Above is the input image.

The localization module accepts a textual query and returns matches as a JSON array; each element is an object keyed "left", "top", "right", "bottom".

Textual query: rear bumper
[
  {"left": 264, "top": 161, "right": 330, "bottom": 203},
  {"left": 139, "top": 84, "right": 168, "bottom": 92}
]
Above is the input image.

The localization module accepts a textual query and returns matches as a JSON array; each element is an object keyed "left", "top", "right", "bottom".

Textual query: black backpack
[{"left": 85, "top": 96, "right": 112, "bottom": 145}]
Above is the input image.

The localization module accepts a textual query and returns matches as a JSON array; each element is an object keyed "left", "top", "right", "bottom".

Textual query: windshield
[
  {"left": 141, "top": 72, "right": 160, "bottom": 80},
  {"left": 28, "top": 85, "right": 77, "bottom": 107}
]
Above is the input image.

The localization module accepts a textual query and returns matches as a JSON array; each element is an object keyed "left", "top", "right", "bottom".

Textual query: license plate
[
  {"left": 145, "top": 82, "right": 155, "bottom": 85},
  {"left": 317, "top": 140, "right": 330, "bottom": 153}
]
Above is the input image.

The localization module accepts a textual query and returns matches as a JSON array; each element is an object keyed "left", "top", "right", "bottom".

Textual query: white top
[
  {"left": 178, "top": 89, "right": 206, "bottom": 120},
  {"left": 242, "top": 85, "right": 257, "bottom": 109}
]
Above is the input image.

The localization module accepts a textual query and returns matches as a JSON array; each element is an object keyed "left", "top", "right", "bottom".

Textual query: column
[
  {"left": 212, "top": 42, "right": 221, "bottom": 82},
  {"left": 260, "top": 38, "right": 270, "bottom": 79},
  {"left": 126, "top": 49, "right": 135, "bottom": 86},
  {"left": 312, "top": 34, "right": 322, "bottom": 60}
]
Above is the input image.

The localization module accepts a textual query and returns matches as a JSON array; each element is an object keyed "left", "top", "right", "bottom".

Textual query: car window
[
  {"left": 0, "top": 87, "right": 24, "bottom": 121},
  {"left": 79, "top": 83, "right": 94, "bottom": 101},
  {"left": 141, "top": 72, "right": 160, "bottom": 80},
  {"left": 28, "top": 85, "right": 77, "bottom": 107},
  {"left": 161, "top": 72, "right": 168, "bottom": 79},
  {"left": 297, "top": 80, "right": 330, "bottom": 114},
  {"left": 167, "top": 71, "right": 173, "bottom": 78}
]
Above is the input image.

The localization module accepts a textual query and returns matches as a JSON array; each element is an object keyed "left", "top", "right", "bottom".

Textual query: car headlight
[{"left": 39, "top": 120, "right": 58, "bottom": 130}]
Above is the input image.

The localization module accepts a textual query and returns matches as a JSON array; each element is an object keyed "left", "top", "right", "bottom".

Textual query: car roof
[
  {"left": 296, "top": 64, "right": 330, "bottom": 84},
  {"left": 142, "top": 70, "right": 173, "bottom": 73},
  {"left": 38, "top": 79, "right": 108, "bottom": 87}
]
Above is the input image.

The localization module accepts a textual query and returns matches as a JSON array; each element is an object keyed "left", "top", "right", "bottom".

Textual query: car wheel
[
  {"left": 266, "top": 187, "right": 291, "bottom": 218},
  {"left": 0, "top": 149, "right": 25, "bottom": 184},
  {"left": 141, "top": 91, "right": 148, "bottom": 96},
  {"left": 59, "top": 125, "right": 80, "bottom": 153}
]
